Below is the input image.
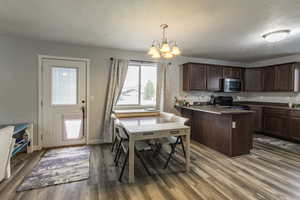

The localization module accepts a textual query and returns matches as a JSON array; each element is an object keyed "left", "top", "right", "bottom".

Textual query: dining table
[{"left": 115, "top": 115, "right": 191, "bottom": 183}]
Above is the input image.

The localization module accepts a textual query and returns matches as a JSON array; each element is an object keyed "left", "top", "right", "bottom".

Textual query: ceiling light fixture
[
  {"left": 148, "top": 24, "right": 181, "bottom": 59},
  {"left": 262, "top": 30, "right": 290, "bottom": 43}
]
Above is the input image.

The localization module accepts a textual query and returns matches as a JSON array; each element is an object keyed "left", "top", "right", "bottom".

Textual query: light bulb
[
  {"left": 160, "top": 42, "right": 171, "bottom": 53},
  {"left": 152, "top": 52, "right": 161, "bottom": 59},
  {"left": 163, "top": 52, "right": 173, "bottom": 59},
  {"left": 171, "top": 45, "right": 181, "bottom": 55},
  {"left": 148, "top": 45, "right": 158, "bottom": 55}
]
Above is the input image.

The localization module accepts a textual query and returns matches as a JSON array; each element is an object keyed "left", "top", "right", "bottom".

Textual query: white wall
[
  {"left": 1, "top": 34, "right": 300, "bottom": 146},
  {"left": 0, "top": 35, "right": 166, "bottom": 145},
  {"left": 1, "top": 35, "right": 242, "bottom": 146}
]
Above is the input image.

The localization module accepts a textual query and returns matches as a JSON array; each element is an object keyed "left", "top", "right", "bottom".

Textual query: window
[
  {"left": 52, "top": 67, "right": 77, "bottom": 105},
  {"left": 117, "top": 62, "right": 157, "bottom": 107}
]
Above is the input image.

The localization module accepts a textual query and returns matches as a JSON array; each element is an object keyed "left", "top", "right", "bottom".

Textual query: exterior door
[{"left": 41, "top": 59, "right": 87, "bottom": 147}]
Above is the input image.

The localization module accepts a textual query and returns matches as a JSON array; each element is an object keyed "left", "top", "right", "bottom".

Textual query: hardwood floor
[{"left": 1, "top": 140, "right": 300, "bottom": 200}]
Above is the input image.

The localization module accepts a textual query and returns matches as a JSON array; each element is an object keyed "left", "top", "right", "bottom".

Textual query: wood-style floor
[{"left": 1, "top": 140, "right": 300, "bottom": 200}]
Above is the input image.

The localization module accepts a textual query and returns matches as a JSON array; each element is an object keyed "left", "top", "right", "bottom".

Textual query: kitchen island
[{"left": 177, "top": 105, "right": 254, "bottom": 157}]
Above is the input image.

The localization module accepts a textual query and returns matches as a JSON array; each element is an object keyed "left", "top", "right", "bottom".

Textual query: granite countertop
[
  {"left": 178, "top": 105, "right": 254, "bottom": 115},
  {"left": 235, "top": 101, "right": 300, "bottom": 111}
]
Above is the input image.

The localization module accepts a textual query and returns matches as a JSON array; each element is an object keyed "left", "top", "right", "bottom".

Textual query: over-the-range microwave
[{"left": 223, "top": 78, "right": 242, "bottom": 92}]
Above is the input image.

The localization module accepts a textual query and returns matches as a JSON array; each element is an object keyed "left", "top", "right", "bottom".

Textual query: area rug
[
  {"left": 17, "top": 146, "right": 90, "bottom": 191},
  {"left": 254, "top": 134, "right": 300, "bottom": 154}
]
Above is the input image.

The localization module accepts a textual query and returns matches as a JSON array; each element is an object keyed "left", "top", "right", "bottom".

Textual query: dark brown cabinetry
[
  {"left": 245, "top": 68, "right": 263, "bottom": 91},
  {"left": 206, "top": 65, "right": 223, "bottom": 91},
  {"left": 262, "top": 67, "right": 275, "bottom": 91},
  {"left": 289, "top": 111, "right": 300, "bottom": 142},
  {"left": 183, "top": 63, "right": 207, "bottom": 91},
  {"left": 263, "top": 108, "right": 288, "bottom": 138},
  {"left": 248, "top": 105, "right": 263, "bottom": 132},
  {"left": 223, "top": 67, "right": 243, "bottom": 79},
  {"left": 275, "top": 64, "right": 292, "bottom": 91},
  {"left": 183, "top": 62, "right": 300, "bottom": 92},
  {"left": 183, "top": 63, "right": 243, "bottom": 91}
]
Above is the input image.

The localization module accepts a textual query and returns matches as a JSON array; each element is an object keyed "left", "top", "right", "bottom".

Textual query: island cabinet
[
  {"left": 183, "top": 63, "right": 207, "bottom": 91},
  {"left": 245, "top": 68, "right": 263, "bottom": 91},
  {"left": 206, "top": 65, "right": 223, "bottom": 91}
]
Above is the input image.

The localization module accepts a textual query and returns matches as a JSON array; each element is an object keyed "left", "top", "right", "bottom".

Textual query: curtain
[
  {"left": 103, "top": 58, "right": 128, "bottom": 142},
  {"left": 156, "top": 63, "right": 167, "bottom": 111}
]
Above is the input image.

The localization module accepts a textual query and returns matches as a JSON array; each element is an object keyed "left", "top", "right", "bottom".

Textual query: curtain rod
[
  {"left": 110, "top": 57, "right": 154, "bottom": 64},
  {"left": 110, "top": 57, "right": 171, "bottom": 65}
]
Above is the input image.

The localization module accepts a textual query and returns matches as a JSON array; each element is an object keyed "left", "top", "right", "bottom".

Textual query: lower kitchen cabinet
[
  {"left": 263, "top": 108, "right": 288, "bottom": 138},
  {"left": 289, "top": 111, "right": 300, "bottom": 142},
  {"left": 248, "top": 105, "right": 263, "bottom": 132}
]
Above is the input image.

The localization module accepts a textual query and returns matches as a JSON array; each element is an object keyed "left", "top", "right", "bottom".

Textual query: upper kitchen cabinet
[
  {"left": 223, "top": 67, "right": 243, "bottom": 79},
  {"left": 262, "top": 67, "right": 275, "bottom": 91},
  {"left": 206, "top": 65, "right": 223, "bottom": 91},
  {"left": 183, "top": 63, "right": 207, "bottom": 91},
  {"left": 245, "top": 68, "right": 263, "bottom": 91},
  {"left": 274, "top": 63, "right": 293, "bottom": 91}
]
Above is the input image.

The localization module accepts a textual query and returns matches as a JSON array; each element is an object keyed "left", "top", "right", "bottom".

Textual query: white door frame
[{"left": 38, "top": 55, "right": 90, "bottom": 148}]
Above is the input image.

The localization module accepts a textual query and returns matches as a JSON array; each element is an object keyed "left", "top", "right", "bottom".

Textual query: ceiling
[{"left": 1, "top": 0, "right": 300, "bottom": 62}]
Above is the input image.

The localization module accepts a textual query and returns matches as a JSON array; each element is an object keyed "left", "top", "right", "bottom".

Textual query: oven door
[{"left": 224, "top": 79, "right": 241, "bottom": 92}]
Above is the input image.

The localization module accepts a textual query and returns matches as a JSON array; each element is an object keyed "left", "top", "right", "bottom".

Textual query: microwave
[{"left": 223, "top": 78, "right": 241, "bottom": 92}]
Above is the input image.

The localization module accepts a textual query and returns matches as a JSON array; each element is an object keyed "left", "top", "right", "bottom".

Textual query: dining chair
[
  {"left": 161, "top": 115, "right": 189, "bottom": 169},
  {"left": 116, "top": 126, "right": 152, "bottom": 181}
]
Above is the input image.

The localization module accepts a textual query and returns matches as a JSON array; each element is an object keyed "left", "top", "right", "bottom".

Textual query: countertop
[
  {"left": 235, "top": 101, "right": 300, "bottom": 111},
  {"left": 177, "top": 105, "right": 254, "bottom": 115}
]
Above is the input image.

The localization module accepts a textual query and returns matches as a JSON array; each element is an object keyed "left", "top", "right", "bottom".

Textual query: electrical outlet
[{"left": 232, "top": 122, "right": 236, "bottom": 128}]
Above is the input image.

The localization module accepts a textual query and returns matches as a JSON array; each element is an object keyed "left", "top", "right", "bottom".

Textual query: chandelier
[{"left": 148, "top": 24, "right": 181, "bottom": 59}]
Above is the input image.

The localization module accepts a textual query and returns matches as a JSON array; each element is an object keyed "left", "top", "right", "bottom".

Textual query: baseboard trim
[
  {"left": 88, "top": 139, "right": 105, "bottom": 144},
  {"left": 31, "top": 145, "right": 42, "bottom": 151}
]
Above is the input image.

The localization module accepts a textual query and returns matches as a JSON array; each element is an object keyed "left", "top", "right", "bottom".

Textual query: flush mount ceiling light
[
  {"left": 262, "top": 30, "right": 291, "bottom": 43},
  {"left": 148, "top": 24, "right": 181, "bottom": 59}
]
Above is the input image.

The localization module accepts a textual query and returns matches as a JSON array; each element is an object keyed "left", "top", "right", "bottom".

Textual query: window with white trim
[{"left": 117, "top": 62, "right": 157, "bottom": 107}]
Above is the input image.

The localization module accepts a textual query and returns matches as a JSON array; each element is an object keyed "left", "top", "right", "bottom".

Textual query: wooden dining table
[{"left": 115, "top": 116, "right": 191, "bottom": 183}]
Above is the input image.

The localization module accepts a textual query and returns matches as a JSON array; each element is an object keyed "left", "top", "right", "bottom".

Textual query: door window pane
[
  {"left": 141, "top": 66, "right": 157, "bottom": 106},
  {"left": 117, "top": 66, "right": 139, "bottom": 105},
  {"left": 52, "top": 67, "right": 77, "bottom": 105}
]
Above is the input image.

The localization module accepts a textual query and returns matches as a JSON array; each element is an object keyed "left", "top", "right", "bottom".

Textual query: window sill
[{"left": 113, "top": 107, "right": 159, "bottom": 118}]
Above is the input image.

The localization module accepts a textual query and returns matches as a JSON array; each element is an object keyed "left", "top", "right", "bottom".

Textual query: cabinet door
[
  {"left": 223, "top": 67, "right": 242, "bottom": 79},
  {"left": 249, "top": 106, "right": 262, "bottom": 132},
  {"left": 245, "top": 68, "right": 263, "bottom": 91},
  {"left": 182, "top": 64, "right": 207, "bottom": 91},
  {"left": 263, "top": 109, "right": 288, "bottom": 137},
  {"left": 231, "top": 68, "right": 242, "bottom": 79},
  {"left": 207, "top": 65, "right": 223, "bottom": 91},
  {"left": 190, "top": 64, "right": 207, "bottom": 90},
  {"left": 223, "top": 67, "right": 232, "bottom": 78},
  {"left": 289, "top": 111, "right": 300, "bottom": 141},
  {"left": 263, "top": 67, "right": 275, "bottom": 91},
  {"left": 275, "top": 64, "right": 292, "bottom": 91}
]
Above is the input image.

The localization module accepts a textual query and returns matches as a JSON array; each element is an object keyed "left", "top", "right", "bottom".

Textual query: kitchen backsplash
[{"left": 178, "top": 91, "right": 300, "bottom": 105}]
